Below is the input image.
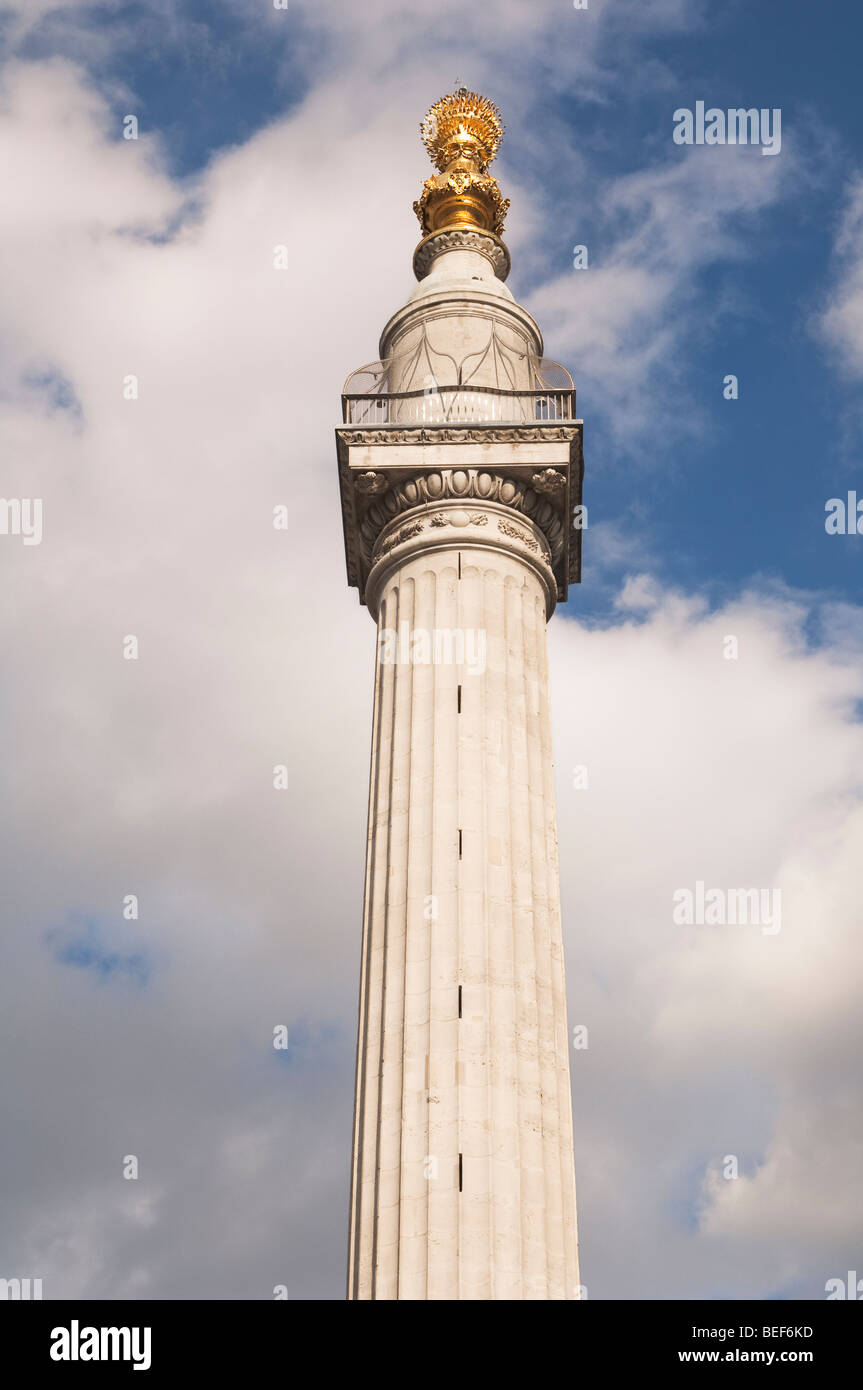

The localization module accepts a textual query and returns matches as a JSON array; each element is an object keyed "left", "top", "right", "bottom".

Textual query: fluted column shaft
[{"left": 347, "top": 512, "right": 579, "bottom": 1300}]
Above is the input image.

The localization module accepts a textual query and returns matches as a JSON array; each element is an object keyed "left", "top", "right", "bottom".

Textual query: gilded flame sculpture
[{"left": 413, "top": 89, "right": 510, "bottom": 239}]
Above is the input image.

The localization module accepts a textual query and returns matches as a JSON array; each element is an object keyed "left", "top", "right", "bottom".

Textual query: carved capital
[
  {"left": 336, "top": 421, "right": 584, "bottom": 609},
  {"left": 365, "top": 498, "right": 557, "bottom": 620},
  {"left": 357, "top": 468, "right": 565, "bottom": 574}
]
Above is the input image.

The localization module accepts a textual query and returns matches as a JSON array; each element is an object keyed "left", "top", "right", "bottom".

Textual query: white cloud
[
  {"left": 551, "top": 586, "right": 863, "bottom": 1296},
  {"left": 817, "top": 173, "right": 863, "bottom": 377}
]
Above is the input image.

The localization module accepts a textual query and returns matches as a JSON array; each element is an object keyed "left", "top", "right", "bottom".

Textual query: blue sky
[{"left": 1, "top": 0, "right": 862, "bottom": 1301}]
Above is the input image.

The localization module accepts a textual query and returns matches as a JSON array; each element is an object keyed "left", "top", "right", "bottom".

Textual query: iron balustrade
[{"left": 342, "top": 384, "right": 576, "bottom": 426}]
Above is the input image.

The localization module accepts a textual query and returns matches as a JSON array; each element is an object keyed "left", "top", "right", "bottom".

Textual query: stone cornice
[{"left": 338, "top": 423, "right": 579, "bottom": 447}]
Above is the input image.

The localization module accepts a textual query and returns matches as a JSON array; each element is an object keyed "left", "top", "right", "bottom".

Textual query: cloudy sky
[{"left": 1, "top": 0, "right": 861, "bottom": 1300}]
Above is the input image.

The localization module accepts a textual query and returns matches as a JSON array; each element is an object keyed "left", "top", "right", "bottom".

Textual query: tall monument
[{"left": 337, "top": 90, "right": 584, "bottom": 1300}]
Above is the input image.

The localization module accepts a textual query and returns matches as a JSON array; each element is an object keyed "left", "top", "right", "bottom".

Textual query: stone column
[{"left": 347, "top": 491, "right": 580, "bottom": 1300}]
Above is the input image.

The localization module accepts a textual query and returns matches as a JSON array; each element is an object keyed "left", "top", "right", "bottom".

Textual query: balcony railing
[{"left": 342, "top": 383, "right": 576, "bottom": 426}]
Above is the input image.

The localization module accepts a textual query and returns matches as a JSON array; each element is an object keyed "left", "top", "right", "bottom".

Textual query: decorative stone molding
[
  {"left": 365, "top": 498, "right": 557, "bottom": 620},
  {"left": 531, "top": 467, "right": 566, "bottom": 494},
  {"left": 357, "top": 468, "right": 564, "bottom": 573},
  {"left": 342, "top": 424, "right": 577, "bottom": 447},
  {"left": 412, "top": 228, "right": 511, "bottom": 282},
  {"left": 354, "top": 470, "right": 389, "bottom": 495},
  {"left": 498, "top": 518, "right": 539, "bottom": 552},
  {"left": 429, "top": 511, "right": 488, "bottom": 528}
]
